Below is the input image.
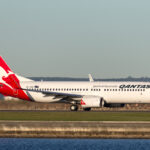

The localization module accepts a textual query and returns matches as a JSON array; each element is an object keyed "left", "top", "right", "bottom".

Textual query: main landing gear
[
  {"left": 70, "top": 105, "right": 92, "bottom": 111},
  {"left": 70, "top": 105, "right": 78, "bottom": 111},
  {"left": 83, "top": 107, "right": 91, "bottom": 111}
]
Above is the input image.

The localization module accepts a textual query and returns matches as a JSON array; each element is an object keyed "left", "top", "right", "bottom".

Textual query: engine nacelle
[{"left": 81, "top": 96, "right": 102, "bottom": 108}]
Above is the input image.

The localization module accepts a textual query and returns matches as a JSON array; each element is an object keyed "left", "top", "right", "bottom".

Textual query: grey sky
[{"left": 0, "top": 0, "right": 150, "bottom": 78}]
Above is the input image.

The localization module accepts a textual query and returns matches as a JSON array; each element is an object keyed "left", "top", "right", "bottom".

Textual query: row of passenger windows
[
  {"left": 104, "top": 89, "right": 145, "bottom": 92},
  {"left": 27, "top": 88, "right": 89, "bottom": 91},
  {"left": 27, "top": 87, "right": 145, "bottom": 92},
  {"left": 27, "top": 88, "right": 100, "bottom": 91}
]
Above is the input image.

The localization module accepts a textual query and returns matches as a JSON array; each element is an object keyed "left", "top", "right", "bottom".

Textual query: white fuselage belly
[{"left": 20, "top": 81, "right": 150, "bottom": 104}]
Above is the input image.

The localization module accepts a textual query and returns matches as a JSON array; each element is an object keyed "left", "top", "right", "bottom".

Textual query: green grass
[{"left": 0, "top": 111, "right": 150, "bottom": 121}]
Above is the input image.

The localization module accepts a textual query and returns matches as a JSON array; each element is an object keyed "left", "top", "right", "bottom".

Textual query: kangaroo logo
[
  {"left": 0, "top": 66, "right": 14, "bottom": 89},
  {"left": 0, "top": 56, "right": 31, "bottom": 101}
]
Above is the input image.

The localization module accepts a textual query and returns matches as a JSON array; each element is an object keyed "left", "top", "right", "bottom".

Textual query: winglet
[{"left": 88, "top": 74, "right": 94, "bottom": 82}]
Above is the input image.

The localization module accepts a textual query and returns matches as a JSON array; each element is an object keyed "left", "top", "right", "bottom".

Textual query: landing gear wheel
[
  {"left": 83, "top": 107, "right": 91, "bottom": 111},
  {"left": 70, "top": 105, "right": 78, "bottom": 111}
]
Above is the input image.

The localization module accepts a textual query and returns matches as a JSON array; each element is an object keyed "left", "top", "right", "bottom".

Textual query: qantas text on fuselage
[{"left": 119, "top": 85, "right": 150, "bottom": 89}]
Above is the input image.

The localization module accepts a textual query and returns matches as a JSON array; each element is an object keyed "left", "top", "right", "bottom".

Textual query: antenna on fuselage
[{"left": 88, "top": 74, "right": 94, "bottom": 82}]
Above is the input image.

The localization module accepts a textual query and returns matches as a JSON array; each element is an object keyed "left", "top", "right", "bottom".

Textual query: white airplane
[{"left": 0, "top": 56, "right": 149, "bottom": 111}]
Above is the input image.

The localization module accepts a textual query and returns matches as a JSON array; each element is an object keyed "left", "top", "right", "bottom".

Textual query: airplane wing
[
  {"left": 42, "top": 91, "right": 82, "bottom": 98},
  {"left": 22, "top": 88, "right": 83, "bottom": 99}
]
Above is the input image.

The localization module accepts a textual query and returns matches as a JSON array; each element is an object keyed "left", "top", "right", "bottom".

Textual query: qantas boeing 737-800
[{"left": 0, "top": 56, "right": 149, "bottom": 111}]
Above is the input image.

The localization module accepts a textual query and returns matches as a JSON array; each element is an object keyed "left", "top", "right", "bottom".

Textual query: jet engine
[
  {"left": 81, "top": 96, "right": 104, "bottom": 108},
  {"left": 80, "top": 96, "right": 125, "bottom": 109}
]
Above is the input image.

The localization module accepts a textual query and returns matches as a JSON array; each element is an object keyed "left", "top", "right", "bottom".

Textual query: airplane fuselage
[
  {"left": 20, "top": 81, "right": 150, "bottom": 103},
  {"left": 0, "top": 56, "right": 150, "bottom": 111}
]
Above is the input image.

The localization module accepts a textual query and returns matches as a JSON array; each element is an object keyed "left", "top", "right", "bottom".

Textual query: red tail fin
[{"left": 0, "top": 56, "right": 30, "bottom": 101}]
